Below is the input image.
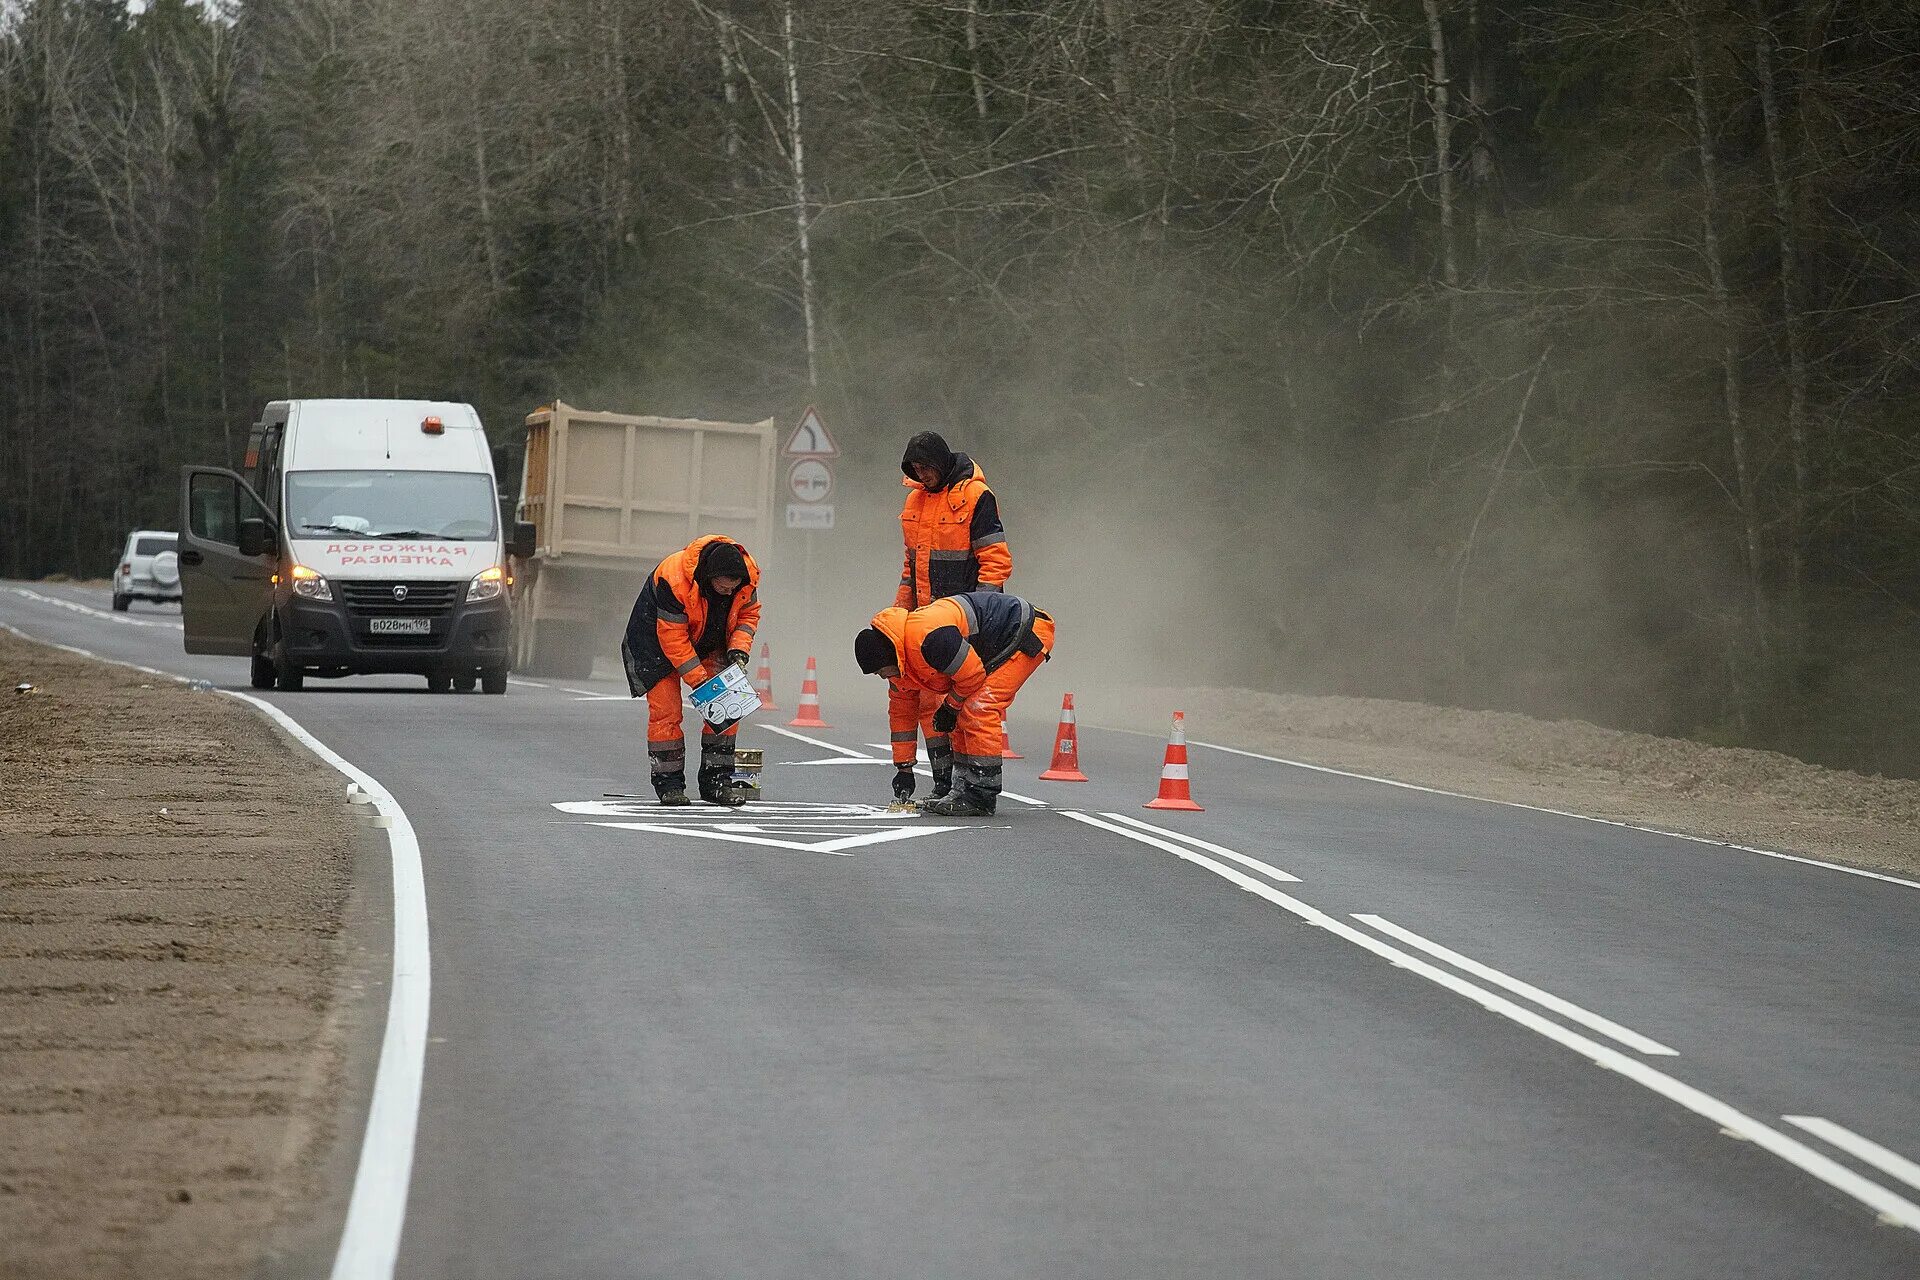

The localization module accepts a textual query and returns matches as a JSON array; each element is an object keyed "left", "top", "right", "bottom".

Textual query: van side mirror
[
  {"left": 237, "top": 518, "right": 271, "bottom": 558},
  {"left": 509, "top": 521, "right": 536, "bottom": 559}
]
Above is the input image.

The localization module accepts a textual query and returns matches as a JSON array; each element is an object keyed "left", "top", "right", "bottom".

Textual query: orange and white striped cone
[
  {"left": 1038, "top": 693, "right": 1088, "bottom": 782},
  {"left": 754, "top": 643, "right": 779, "bottom": 711},
  {"left": 1000, "top": 725, "right": 1024, "bottom": 759},
  {"left": 1144, "top": 711, "right": 1203, "bottom": 811},
  {"left": 786, "top": 656, "right": 831, "bottom": 728}
]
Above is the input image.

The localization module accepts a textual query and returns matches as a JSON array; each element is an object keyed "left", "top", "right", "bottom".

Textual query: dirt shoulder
[
  {"left": 0, "top": 632, "right": 366, "bottom": 1279},
  {"left": 1088, "top": 686, "right": 1920, "bottom": 880}
]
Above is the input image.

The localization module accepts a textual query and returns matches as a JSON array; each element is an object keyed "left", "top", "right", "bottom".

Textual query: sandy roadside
[
  {"left": 0, "top": 632, "right": 366, "bottom": 1279},
  {"left": 1086, "top": 686, "right": 1920, "bottom": 879}
]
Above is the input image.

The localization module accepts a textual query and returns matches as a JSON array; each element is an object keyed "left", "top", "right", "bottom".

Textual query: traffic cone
[
  {"left": 754, "top": 643, "right": 779, "bottom": 711},
  {"left": 787, "top": 656, "right": 831, "bottom": 728},
  {"left": 1144, "top": 711, "right": 1203, "bottom": 811},
  {"left": 1038, "top": 693, "right": 1088, "bottom": 782},
  {"left": 1000, "top": 725, "right": 1024, "bottom": 760}
]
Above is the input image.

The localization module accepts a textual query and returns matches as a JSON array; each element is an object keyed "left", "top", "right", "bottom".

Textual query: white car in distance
[{"left": 113, "top": 530, "right": 181, "bottom": 611}]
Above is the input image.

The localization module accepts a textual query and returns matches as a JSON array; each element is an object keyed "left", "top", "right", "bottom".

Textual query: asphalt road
[{"left": 6, "top": 580, "right": 1919, "bottom": 1279}]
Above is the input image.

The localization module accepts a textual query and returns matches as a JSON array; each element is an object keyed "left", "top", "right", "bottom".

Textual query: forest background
[{"left": 3, "top": 0, "right": 1916, "bottom": 775}]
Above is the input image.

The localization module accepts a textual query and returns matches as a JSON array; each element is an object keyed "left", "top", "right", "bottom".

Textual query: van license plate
[{"left": 370, "top": 617, "right": 431, "bottom": 635}]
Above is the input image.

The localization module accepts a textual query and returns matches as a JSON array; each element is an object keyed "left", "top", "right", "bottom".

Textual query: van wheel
[
  {"left": 275, "top": 660, "right": 305, "bottom": 692},
  {"left": 481, "top": 666, "right": 508, "bottom": 695},
  {"left": 250, "top": 647, "right": 276, "bottom": 690},
  {"left": 425, "top": 673, "right": 452, "bottom": 694},
  {"left": 452, "top": 673, "right": 477, "bottom": 693},
  {"left": 112, "top": 593, "right": 130, "bottom": 612}
]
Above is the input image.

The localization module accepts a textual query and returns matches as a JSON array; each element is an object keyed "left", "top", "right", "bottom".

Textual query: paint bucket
[{"left": 731, "top": 748, "right": 764, "bottom": 801}]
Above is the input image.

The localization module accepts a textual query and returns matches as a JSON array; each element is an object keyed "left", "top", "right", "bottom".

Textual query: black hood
[
  {"left": 853, "top": 627, "right": 898, "bottom": 675},
  {"left": 693, "top": 540, "right": 749, "bottom": 589},
  {"left": 901, "top": 431, "right": 958, "bottom": 487}
]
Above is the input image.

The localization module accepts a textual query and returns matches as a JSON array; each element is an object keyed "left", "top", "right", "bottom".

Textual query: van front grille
[{"left": 339, "top": 580, "right": 461, "bottom": 616}]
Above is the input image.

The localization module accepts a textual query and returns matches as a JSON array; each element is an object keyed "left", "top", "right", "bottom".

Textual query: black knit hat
[
  {"left": 694, "top": 540, "right": 749, "bottom": 587},
  {"left": 853, "top": 627, "right": 898, "bottom": 674},
  {"left": 901, "top": 431, "right": 955, "bottom": 483}
]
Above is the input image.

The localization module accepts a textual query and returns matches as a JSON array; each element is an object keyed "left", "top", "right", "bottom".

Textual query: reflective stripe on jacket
[{"left": 893, "top": 455, "right": 1012, "bottom": 609}]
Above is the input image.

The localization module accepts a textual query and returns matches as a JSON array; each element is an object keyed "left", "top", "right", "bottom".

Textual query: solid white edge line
[
  {"left": 1178, "top": 736, "right": 1920, "bottom": 893},
  {"left": 220, "top": 695, "right": 428, "bottom": 1280},
  {"left": 1353, "top": 914, "right": 1679, "bottom": 1057},
  {"left": 7, "top": 584, "right": 181, "bottom": 629},
  {"left": 1096, "top": 811, "right": 1301, "bottom": 882},
  {"left": 1784, "top": 1116, "right": 1920, "bottom": 1195},
  {"left": 0, "top": 615, "right": 430, "bottom": 1276},
  {"left": 1060, "top": 809, "right": 1920, "bottom": 1232}
]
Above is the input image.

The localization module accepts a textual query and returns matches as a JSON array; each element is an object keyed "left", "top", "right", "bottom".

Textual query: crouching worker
[
  {"left": 853, "top": 592, "right": 1055, "bottom": 817},
  {"left": 621, "top": 535, "right": 762, "bottom": 806}
]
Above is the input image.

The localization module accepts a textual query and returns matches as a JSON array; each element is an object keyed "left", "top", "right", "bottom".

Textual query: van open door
[{"left": 179, "top": 466, "right": 275, "bottom": 656}]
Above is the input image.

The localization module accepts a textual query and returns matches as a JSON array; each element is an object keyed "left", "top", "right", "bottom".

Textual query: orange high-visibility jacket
[
  {"left": 625, "top": 535, "right": 762, "bottom": 690},
  {"left": 894, "top": 456, "right": 1011, "bottom": 609},
  {"left": 871, "top": 594, "right": 1043, "bottom": 764}
]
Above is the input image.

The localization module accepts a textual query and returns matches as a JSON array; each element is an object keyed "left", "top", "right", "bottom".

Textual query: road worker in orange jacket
[
  {"left": 620, "top": 535, "right": 762, "bottom": 806},
  {"left": 892, "top": 431, "right": 1013, "bottom": 801},
  {"left": 854, "top": 590, "right": 1055, "bottom": 817}
]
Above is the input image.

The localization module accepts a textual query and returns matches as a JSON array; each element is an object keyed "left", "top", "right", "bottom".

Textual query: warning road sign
[{"left": 782, "top": 405, "right": 838, "bottom": 458}]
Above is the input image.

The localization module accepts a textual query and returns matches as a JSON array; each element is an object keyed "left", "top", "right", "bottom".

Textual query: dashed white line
[
  {"left": 1095, "top": 811, "right": 1301, "bottom": 882},
  {"left": 1066, "top": 809, "right": 1920, "bottom": 1233},
  {"left": 1784, "top": 1116, "right": 1920, "bottom": 1196},
  {"left": 762, "top": 723, "right": 874, "bottom": 759},
  {"left": 7, "top": 585, "right": 182, "bottom": 629},
  {"left": 1353, "top": 914, "right": 1678, "bottom": 1056}
]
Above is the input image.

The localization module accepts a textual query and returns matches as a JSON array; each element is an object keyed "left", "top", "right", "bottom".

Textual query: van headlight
[
  {"left": 289, "top": 564, "right": 333, "bottom": 601},
  {"left": 467, "top": 565, "right": 506, "bottom": 602}
]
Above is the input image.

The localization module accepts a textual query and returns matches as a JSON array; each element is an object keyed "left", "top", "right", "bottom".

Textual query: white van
[{"left": 179, "top": 399, "right": 532, "bottom": 693}]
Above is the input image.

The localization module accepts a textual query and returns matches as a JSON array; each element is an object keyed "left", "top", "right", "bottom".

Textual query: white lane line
[
  {"left": 1784, "top": 1117, "right": 1920, "bottom": 1195},
  {"left": 868, "top": 743, "right": 1049, "bottom": 807},
  {"left": 1353, "top": 914, "right": 1678, "bottom": 1057},
  {"left": 1182, "top": 736, "right": 1920, "bottom": 893},
  {"left": 0, "top": 619, "right": 430, "bottom": 1276},
  {"left": 7, "top": 585, "right": 182, "bottom": 629},
  {"left": 506, "top": 676, "right": 550, "bottom": 689},
  {"left": 761, "top": 723, "right": 873, "bottom": 759},
  {"left": 1095, "top": 811, "right": 1301, "bottom": 883},
  {"left": 1063, "top": 810, "right": 1920, "bottom": 1232}
]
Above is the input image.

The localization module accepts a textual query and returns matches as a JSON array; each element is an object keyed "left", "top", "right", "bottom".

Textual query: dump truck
[{"left": 510, "top": 400, "right": 777, "bottom": 678}]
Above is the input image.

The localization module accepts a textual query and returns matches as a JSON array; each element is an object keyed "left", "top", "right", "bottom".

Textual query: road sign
[
  {"left": 782, "top": 405, "right": 838, "bottom": 458},
  {"left": 787, "top": 457, "right": 833, "bottom": 503},
  {"left": 786, "top": 503, "right": 834, "bottom": 530}
]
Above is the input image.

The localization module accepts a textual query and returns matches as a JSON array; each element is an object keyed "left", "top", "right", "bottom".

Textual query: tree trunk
[
  {"left": 1681, "top": 2, "right": 1769, "bottom": 655},
  {"left": 965, "top": 0, "right": 990, "bottom": 135},
  {"left": 1751, "top": 0, "right": 1810, "bottom": 641},
  {"left": 1421, "top": 0, "right": 1459, "bottom": 291},
  {"left": 781, "top": 0, "right": 819, "bottom": 389},
  {"left": 1467, "top": 0, "right": 1493, "bottom": 277}
]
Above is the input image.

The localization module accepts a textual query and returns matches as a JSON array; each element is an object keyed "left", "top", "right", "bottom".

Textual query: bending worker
[
  {"left": 854, "top": 591, "right": 1055, "bottom": 817},
  {"left": 894, "top": 430, "right": 1013, "bottom": 801},
  {"left": 621, "top": 534, "right": 762, "bottom": 807}
]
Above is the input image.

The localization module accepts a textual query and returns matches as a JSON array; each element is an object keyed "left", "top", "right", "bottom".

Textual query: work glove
[
  {"left": 892, "top": 766, "right": 917, "bottom": 801},
  {"left": 931, "top": 703, "right": 958, "bottom": 735},
  {"left": 727, "top": 649, "right": 751, "bottom": 670}
]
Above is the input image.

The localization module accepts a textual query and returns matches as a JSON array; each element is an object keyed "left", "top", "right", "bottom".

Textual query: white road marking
[
  {"left": 1063, "top": 810, "right": 1920, "bottom": 1232},
  {"left": 0, "top": 616, "right": 429, "bottom": 1278},
  {"left": 1095, "top": 811, "right": 1301, "bottom": 882},
  {"left": 7, "top": 585, "right": 182, "bottom": 629},
  {"left": 556, "top": 800, "right": 916, "bottom": 820},
  {"left": 591, "top": 820, "right": 965, "bottom": 855},
  {"left": 570, "top": 694, "right": 628, "bottom": 701},
  {"left": 761, "top": 723, "right": 871, "bottom": 758},
  {"left": 1182, "top": 736, "right": 1920, "bottom": 893},
  {"left": 1353, "top": 914, "right": 1678, "bottom": 1056},
  {"left": 1784, "top": 1116, "right": 1920, "bottom": 1195},
  {"left": 506, "top": 676, "right": 550, "bottom": 688}
]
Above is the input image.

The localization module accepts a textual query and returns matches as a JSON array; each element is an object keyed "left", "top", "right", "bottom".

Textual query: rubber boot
[
  {"left": 698, "top": 765, "right": 747, "bottom": 807},
  {"left": 929, "top": 766, "right": 953, "bottom": 802},
  {"left": 650, "top": 744, "right": 687, "bottom": 805},
  {"left": 923, "top": 763, "right": 996, "bottom": 817}
]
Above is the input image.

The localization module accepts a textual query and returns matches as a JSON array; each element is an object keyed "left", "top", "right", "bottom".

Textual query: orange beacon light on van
[{"left": 422, "top": 415, "right": 445, "bottom": 435}]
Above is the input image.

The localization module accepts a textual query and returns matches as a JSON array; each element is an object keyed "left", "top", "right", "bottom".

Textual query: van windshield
[{"left": 286, "top": 471, "right": 497, "bottom": 541}]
